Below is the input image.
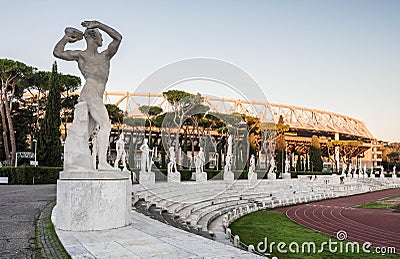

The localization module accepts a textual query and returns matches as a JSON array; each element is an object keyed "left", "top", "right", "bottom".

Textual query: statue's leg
[
  {"left": 87, "top": 98, "right": 113, "bottom": 170},
  {"left": 114, "top": 154, "right": 121, "bottom": 169},
  {"left": 122, "top": 153, "right": 127, "bottom": 170},
  {"left": 141, "top": 159, "right": 145, "bottom": 172}
]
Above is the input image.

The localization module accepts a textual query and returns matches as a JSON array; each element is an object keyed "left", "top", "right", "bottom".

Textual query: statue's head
[
  {"left": 84, "top": 28, "right": 103, "bottom": 47},
  {"left": 144, "top": 139, "right": 148, "bottom": 144},
  {"left": 119, "top": 133, "right": 124, "bottom": 140}
]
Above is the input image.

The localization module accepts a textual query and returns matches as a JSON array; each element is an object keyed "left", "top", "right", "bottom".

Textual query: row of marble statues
[{"left": 112, "top": 132, "right": 398, "bottom": 184}]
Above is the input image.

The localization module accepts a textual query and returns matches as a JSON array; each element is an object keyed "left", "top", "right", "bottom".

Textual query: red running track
[{"left": 274, "top": 188, "right": 400, "bottom": 253}]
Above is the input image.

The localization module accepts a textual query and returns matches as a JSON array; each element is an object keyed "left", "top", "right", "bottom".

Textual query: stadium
[{"left": 101, "top": 90, "right": 382, "bottom": 173}]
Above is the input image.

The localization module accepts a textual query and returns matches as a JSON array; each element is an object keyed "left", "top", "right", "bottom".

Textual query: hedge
[{"left": 0, "top": 166, "right": 62, "bottom": 185}]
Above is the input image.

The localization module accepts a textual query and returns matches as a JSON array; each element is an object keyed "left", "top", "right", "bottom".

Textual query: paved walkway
[
  {"left": 0, "top": 185, "right": 56, "bottom": 258},
  {"left": 56, "top": 210, "right": 261, "bottom": 258},
  {"left": 36, "top": 201, "right": 70, "bottom": 258}
]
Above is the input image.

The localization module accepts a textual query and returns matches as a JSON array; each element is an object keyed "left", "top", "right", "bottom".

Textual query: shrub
[{"left": 0, "top": 166, "right": 61, "bottom": 184}]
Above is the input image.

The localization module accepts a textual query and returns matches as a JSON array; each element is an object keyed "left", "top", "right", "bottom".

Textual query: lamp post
[{"left": 33, "top": 139, "right": 37, "bottom": 167}]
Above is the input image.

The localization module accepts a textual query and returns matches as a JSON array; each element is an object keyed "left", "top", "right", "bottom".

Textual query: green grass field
[
  {"left": 356, "top": 194, "right": 400, "bottom": 210},
  {"left": 229, "top": 211, "right": 399, "bottom": 258}
]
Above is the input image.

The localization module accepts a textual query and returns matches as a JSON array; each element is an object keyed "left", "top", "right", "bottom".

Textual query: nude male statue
[
  {"left": 194, "top": 147, "right": 205, "bottom": 173},
  {"left": 53, "top": 21, "right": 122, "bottom": 170},
  {"left": 140, "top": 139, "right": 150, "bottom": 173},
  {"left": 114, "top": 133, "right": 127, "bottom": 171}
]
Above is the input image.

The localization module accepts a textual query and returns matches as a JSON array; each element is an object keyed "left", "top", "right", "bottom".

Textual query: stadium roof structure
[{"left": 103, "top": 91, "right": 375, "bottom": 141}]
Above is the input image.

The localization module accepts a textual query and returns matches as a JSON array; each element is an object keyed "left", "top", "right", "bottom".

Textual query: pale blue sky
[{"left": 1, "top": 0, "right": 399, "bottom": 142}]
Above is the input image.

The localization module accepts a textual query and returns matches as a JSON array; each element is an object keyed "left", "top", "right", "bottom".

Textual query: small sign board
[
  {"left": 17, "top": 152, "right": 35, "bottom": 159},
  {"left": 30, "top": 161, "right": 38, "bottom": 166},
  {"left": 0, "top": 177, "right": 8, "bottom": 184}
]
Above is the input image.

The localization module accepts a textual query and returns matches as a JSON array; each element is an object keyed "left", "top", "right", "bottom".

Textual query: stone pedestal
[
  {"left": 248, "top": 172, "right": 257, "bottom": 181},
  {"left": 267, "top": 173, "right": 276, "bottom": 180},
  {"left": 282, "top": 173, "right": 291, "bottom": 179},
  {"left": 224, "top": 171, "right": 234, "bottom": 183},
  {"left": 247, "top": 172, "right": 258, "bottom": 186},
  {"left": 139, "top": 171, "right": 155, "bottom": 186},
  {"left": 54, "top": 170, "right": 131, "bottom": 231},
  {"left": 380, "top": 173, "right": 385, "bottom": 178},
  {"left": 196, "top": 172, "right": 207, "bottom": 183},
  {"left": 392, "top": 174, "right": 397, "bottom": 179},
  {"left": 168, "top": 171, "right": 181, "bottom": 183},
  {"left": 370, "top": 173, "right": 375, "bottom": 178}
]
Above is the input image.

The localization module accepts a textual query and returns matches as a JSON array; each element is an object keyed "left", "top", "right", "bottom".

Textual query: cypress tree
[
  {"left": 276, "top": 134, "right": 286, "bottom": 173},
  {"left": 309, "top": 135, "right": 323, "bottom": 172},
  {"left": 182, "top": 129, "right": 188, "bottom": 168},
  {"left": 296, "top": 155, "right": 302, "bottom": 171},
  {"left": 37, "top": 62, "right": 62, "bottom": 167},
  {"left": 128, "top": 137, "right": 135, "bottom": 170}
]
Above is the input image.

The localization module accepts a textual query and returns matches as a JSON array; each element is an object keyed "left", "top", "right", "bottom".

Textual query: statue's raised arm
[
  {"left": 81, "top": 20, "right": 122, "bottom": 59},
  {"left": 53, "top": 27, "right": 83, "bottom": 61}
]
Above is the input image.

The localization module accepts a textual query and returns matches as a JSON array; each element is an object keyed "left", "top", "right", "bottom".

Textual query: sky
[{"left": 1, "top": 0, "right": 399, "bottom": 142}]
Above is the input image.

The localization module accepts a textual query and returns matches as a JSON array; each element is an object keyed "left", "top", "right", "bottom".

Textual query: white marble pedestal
[
  {"left": 267, "top": 172, "right": 276, "bottom": 180},
  {"left": 248, "top": 172, "right": 257, "bottom": 181},
  {"left": 370, "top": 173, "right": 375, "bottom": 178},
  {"left": 282, "top": 173, "right": 291, "bottom": 179},
  {"left": 54, "top": 170, "right": 131, "bottom": 231},
  {"left": 168, "top": 171, "right": 181, "bottom": 183},
  {"left": 247, "top": 172, "right": 258, "bottom": 186},
  {"left": 139, "top": 171, "right": 156, "bottom": 186},
  {"left": 195, "top": 172, "right": 207, "bottom": 183},
  {"left": 223, "top": 171, "right": 234, "bottom": 183}
]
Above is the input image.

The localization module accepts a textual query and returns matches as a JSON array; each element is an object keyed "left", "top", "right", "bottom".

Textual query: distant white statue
[
  {"left": 268, "top": 157, "right": 276, "bottom": 174},
  {"left": 168, "top": 147, "right": 178, "bottom": 174},
  {"left": 380, "top": 166, "right": 384, "bottom": 176},
  {"left": 341, "top": 162, "right": 347, "bottom": 175},
  {"left": 194, "top": 147, "right": 205, "bottom": 173},
  {"left": 249, "top": 154, "right": 256, "bottom": 174},
  {"left": 224, "top": 154, "right": 232, "bottom": 172},
  {"left": 303, "top": 158, "right": 306, "bottom": 171},
  {"left": 195, "top": 147, "right": 207, "bottom": 182},
  {"left": 348, "top": 164, "right": 352, "bottom": 174},
  {"left": 140, "top": 139, "right": 150, "bottom": 173},
  {"left": 90, "top": 125, "right": 100, "bottom": 169},
  {"left": 284, "top": 157, "right": 290, "bottom": 174},
  {"left": 248, "top": 154, "right": 257, "bottom": 181},
  {"left": 227, "top": 135, "right": 233, "bottom": 156},
  {"left": 114, "top": 133, "right": 127, "bottom": 171},
  {"left": 224, "top": 135, "right": 233, "bottom": 172},
  {"left": 393, "top": 165, "right": 397, "bottom": 175},
  {"left": 363, "top": 164, "right": 367, "bottom": 175}
]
